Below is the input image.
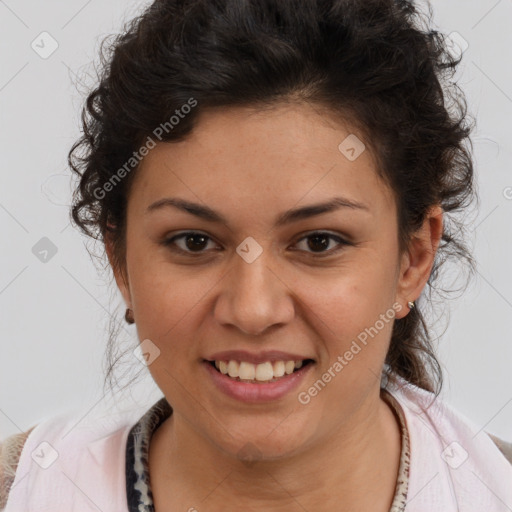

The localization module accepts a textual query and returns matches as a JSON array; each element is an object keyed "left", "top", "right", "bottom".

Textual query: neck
[{"left": 150, "top": 388, "right": 401, "bottom": 512}]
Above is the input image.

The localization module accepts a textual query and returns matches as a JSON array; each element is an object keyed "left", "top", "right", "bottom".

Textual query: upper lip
[{"left": 205, "top": 350, "right": 314, "bottom": 365}]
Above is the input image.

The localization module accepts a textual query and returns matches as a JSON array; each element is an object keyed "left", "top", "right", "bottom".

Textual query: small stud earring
[
  {"left": 407, "top": 301, "right": 415, "bottom": 310},
  {"left": 125, "top": 308, "right": 135, "bottom": 324}
]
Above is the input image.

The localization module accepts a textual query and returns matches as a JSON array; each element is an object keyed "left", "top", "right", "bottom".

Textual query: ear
[
  {"left": 394, "top": 205, "right": 443, "bottom": 319},
  {"left": 105, "top": 231, "right": 132, "bottom": 308}
]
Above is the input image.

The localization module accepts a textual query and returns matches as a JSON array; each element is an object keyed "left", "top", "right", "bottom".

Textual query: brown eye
[
  {"left": 163, "top": 232, "right": 219, "bottom": 254},
  {"left": 307, "top": 234, "right": 330, "bottom": 252},
  {"left": 183, "top": 234, "right": 209, "bottom": 251},
  {"left": 294, "top": 232, "right": 350, "bottom": 255}
]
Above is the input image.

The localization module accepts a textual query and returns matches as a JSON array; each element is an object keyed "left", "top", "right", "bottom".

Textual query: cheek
[
  {"left": 292, "top": 258, "right": 398, "bottom": 365},
  {"left": 140, "top": 288, "right": 203, "bottom": 340},
  {"left": 302, "top": 252, "right": 396, "bottom": 317},
  {"left": 127, "top": 252, "right": 211, "bottom": 342}
]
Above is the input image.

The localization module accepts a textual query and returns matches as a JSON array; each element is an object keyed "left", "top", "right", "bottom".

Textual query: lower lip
[{"left": 203, "top": 361, "right": 314, "bottom": 403}]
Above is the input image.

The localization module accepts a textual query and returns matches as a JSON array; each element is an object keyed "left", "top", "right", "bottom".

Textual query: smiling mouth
[{"left": 206, "top": 359, "right": 315, "bottom": 383}]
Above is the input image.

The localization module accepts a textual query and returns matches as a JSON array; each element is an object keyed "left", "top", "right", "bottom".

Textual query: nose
[{"left": 213, "top": 249, "right": 295, "bottom": 336}]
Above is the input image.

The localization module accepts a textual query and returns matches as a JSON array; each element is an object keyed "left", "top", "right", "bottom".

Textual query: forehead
[{"left": 130, "top": 104, "right": 396, "bottom": 223}]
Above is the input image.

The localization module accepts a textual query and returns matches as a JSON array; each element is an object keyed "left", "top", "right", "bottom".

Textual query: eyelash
[{"left": 161, "top": 231, "right": 351, "bottom": 257}]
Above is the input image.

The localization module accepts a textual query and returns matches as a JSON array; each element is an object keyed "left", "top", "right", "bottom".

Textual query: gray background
[{"left": 1, "top": 0, "right": 511, "bottom": 440}]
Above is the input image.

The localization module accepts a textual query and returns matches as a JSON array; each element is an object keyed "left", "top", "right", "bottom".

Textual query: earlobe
[{"left": 395, "top": 205, "right": 443, "bottom": 318}]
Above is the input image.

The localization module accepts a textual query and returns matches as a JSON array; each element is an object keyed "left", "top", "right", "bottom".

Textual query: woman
[{"left": 1, "top": 0, "right": 511, "bottom": 510}]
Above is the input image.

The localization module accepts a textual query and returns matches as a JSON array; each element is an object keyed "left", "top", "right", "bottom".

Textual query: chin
[{"left": 212, "top": 421, "right": 314, "bottom": 464}]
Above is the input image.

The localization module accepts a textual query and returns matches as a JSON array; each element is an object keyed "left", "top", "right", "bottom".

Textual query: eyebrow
[{"left": 146, "top": 196, "right": 370, "bottom": 227}]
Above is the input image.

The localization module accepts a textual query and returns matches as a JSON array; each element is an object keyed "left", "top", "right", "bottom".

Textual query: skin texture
[{"left": 107, "top": 103, "right": 443, "bottom": 511}]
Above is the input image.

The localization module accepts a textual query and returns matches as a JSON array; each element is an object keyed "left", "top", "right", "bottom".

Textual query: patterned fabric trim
[
  {"left": 381, "top": 388, "right": 411, "bottom": 512},
  {"left": 0, "top": 427, "right": 36, "bottom": 510},
  {"left": 125, "top": 391, "right": 411, "bottom": 512},
  {"left": 126, "top": 397, "right": 173, "bottom": 512}
]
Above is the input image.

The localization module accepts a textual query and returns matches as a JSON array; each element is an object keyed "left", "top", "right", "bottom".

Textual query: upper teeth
[{"left": 214, "top": 360, "right": 304, "bottom": 381}]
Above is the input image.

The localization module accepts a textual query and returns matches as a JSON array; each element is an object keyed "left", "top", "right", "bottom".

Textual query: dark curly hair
[{"left": 69, "top": 0, "right": 477, "bottom": 396}]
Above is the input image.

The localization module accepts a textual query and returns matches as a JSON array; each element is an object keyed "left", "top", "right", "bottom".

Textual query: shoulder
[
  {"left": 0, "top": 427, "right": 36, "bottom": 509},
  {"left": 0, "top": 401, "right": 166, "bottom": 509},
  {"left": 0, "top": 405, "right": 146, "bottom": 510},
  {"left": 385, "top": 375, "right": 512, "bottom": 466}
]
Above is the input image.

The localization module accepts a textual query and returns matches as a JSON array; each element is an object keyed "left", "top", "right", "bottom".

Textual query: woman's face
[{"left": 111, "top": 103, "right": 435, "bottom": 460}]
